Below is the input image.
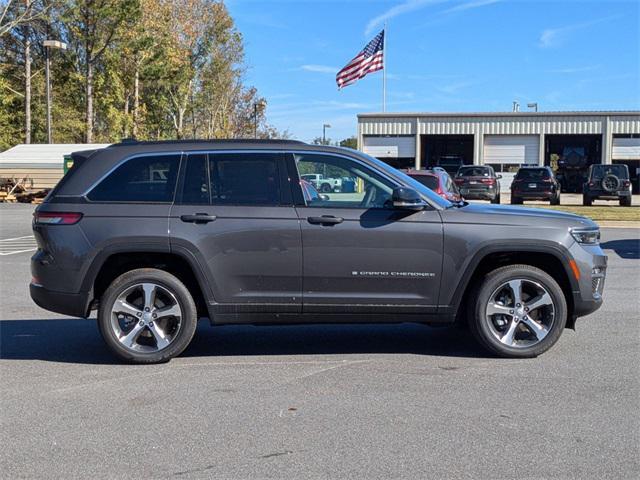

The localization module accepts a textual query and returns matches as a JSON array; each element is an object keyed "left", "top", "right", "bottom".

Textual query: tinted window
[
  {"left": 409, "top": 175, "right": 439, "bottom": 190},
  {"left": 181, "top": 154, "right": 210, "bottom": 204},
  {"left": 88, "top": 154, "right": 180, "bottom": 202},
  {"left": 515, "top": 169, "right": 549, "bottom": 180},
  {"left": 210, "top": 153, "right": 281, "bottom": 205},
  {"left": 591, "top": 165, "right": 628, "bottom": 179},
  {"left": 457, "top": 166, "right": 492, "bottom": 177}
]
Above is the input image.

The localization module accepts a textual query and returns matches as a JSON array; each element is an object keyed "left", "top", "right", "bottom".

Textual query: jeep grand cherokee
[{"left": 31, "top": 140, "right": 606, "bottom": 363}]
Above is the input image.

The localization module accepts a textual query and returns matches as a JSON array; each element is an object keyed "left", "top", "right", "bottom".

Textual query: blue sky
[{"left": 227, "top": 0, "right": 640, "bottom": 143}]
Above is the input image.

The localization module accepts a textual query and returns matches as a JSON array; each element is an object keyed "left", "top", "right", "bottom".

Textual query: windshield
[
  {"left": 353, "top": 150, "right": 452, "bottom": 208},
  {"left": 591, "top": 165, "right": 628, "bottom": 179},
  {"left": 457, "top": 166, "right": 492, "bottom": 177},
  {"left": 516, "top": 169, "right": 550, "bottom": 180}
]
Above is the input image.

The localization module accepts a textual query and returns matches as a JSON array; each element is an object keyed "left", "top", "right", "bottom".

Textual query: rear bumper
[
  {"left": 586, "top": 190, "right": 631, "bottom": 199},
  {"left": 30, "top": 283, "right": 91, "bottom": 318},
  {"left": 460, "top": 188, "right": 497, "bottom": 200},
  {"left": 513, "top": 190, "right": 555, "bottom": 200}
]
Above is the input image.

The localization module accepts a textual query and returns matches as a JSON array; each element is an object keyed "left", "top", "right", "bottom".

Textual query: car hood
[{"left": 440, "top": 203, "right": 598, "bottom": 229}]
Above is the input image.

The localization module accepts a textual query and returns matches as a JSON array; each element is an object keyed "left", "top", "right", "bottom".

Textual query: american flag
[{"left": 336, "top": 30, "right": 384, "bottom": 89}]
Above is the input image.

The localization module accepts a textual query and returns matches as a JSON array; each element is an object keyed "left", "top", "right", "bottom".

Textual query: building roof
[
  {"left": 0, "top": 144, "right": 111, "bottom": 169},
  {"left": 358, "top": 110, "right": 640, "bottom": 119}
]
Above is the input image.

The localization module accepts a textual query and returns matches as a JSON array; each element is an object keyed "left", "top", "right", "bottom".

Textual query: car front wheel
[
  {"left": 98, "top": 268, "right": 198, "bottom": 364},
  {"left": 469, "top": 264, "right": 567, "bottom": 358}
]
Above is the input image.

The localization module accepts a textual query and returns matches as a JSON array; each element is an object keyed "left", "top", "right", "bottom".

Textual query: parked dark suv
[
  {"left": 511, "top": 166, "right": 561, "bottom": 205},
  {"left": 583, "top": 164, "right": 632, "bottom": 206},
  {"left": 454, "top": 165, "right": 501, "bottom": 203},
  {"left": 31, "top": 140, "right": 606, "bottom": 363}
]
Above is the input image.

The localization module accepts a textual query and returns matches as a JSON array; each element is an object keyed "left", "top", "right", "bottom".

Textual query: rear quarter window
[{"left": 88, "top": 154, "right": 181, "bottom": 202}]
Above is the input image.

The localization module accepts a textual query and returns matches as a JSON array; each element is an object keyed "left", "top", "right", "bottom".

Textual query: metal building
[{"left": 357, "top": 111, "right": 640, "bottom": 191}]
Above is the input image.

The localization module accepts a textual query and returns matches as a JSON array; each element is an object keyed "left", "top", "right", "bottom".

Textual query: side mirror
[
  {"left": 497, "top": 174, "right": 503, "bottom": 179},
  {"left": 392, "top": 187, "right": 427, "bottom": 211}
]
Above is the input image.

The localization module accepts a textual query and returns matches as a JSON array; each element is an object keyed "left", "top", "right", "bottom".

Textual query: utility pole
[
  {"left": 43, "top": 40, "right": 67, "bottom": 144},
  {"left": 253, "top": 100, "right": 266, "bottom": 138},
  {"left": 323, "top": 123, "right": 331, "bottom": 145}
]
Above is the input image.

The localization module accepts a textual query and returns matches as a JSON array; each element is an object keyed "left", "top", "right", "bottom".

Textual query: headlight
[{"left": 570, "top": 227, "right": 600, "bottom": 245}]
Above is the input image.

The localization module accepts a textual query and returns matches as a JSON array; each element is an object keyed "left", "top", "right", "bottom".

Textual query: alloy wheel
[
  {"left": 484, "top": 278, "right": 555, "bottom": 348},
  {"left": 110, "top": 282, "right": 183, "bottom": 353}
]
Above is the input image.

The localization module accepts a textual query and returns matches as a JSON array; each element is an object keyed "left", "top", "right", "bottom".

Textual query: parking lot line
[{"left": 0, "top": 235, "right": 37, "bottom": 256}]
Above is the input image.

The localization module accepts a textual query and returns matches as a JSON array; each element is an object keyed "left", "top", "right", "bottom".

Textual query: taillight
[
  {"left": 454, "top": 178, "right": 464, "bottom": 184},
  {"left": 542, "top": 178, "right": 553, "bottom": 183},
  {"left": 622, "top": 180, "right": 631, "bottom": 188},
  {"left": 480, "top": 178, "right": 495, "bottom": 185},
  {"left": 588, "top": 182, "right": 595, "bottom": 187},
  {"left": 34, "top": 212, "right": 83, "bottom": 225}
]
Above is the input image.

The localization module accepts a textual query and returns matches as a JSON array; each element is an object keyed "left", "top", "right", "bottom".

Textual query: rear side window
[
  {"left": 88, "top": 155, "right": 180, "bottom": 202},
  {"left": 180, "top": 152, "right": 282, "bottom": 206},
  {"left": 211, "top": 153, "right": 280, "bottom": 205}
]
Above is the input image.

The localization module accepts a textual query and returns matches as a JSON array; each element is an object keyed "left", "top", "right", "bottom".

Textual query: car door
[
  {"left": 289, "top": 151, "right": 444, "bottom": 314},
  {"left": 169, "top": 151, "right": 302, "bottom": 315}
]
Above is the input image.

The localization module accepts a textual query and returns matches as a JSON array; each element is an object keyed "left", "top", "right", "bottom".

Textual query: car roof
[{"left": 402, "top": 169, "right": 438, "bottom": 177}]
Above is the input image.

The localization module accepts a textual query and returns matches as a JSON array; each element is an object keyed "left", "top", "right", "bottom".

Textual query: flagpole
[{"left": 383, "top": 23, "right": 387, "bottom": 112}]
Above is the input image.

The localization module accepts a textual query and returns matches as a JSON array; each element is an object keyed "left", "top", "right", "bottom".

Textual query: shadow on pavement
[
  {"left": 0, "top": 318, "right": 487, "bottom": 364},
  {"left": 601, "top": 239, "right": 640, "bottom": 260}
]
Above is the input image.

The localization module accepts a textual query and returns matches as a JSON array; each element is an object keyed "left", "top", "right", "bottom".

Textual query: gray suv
[{"left": 31, "top": 140, "right": 607, "bottom": 363}]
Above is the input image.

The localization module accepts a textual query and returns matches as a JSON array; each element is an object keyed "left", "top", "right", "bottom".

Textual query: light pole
[
  {"left": 43, "top": 39, "right": 67, "bottom": 144},
  {"left": 253, "top": 100, "right": 266, "bottom": 138},
  {"left": 322, "top": 123, "right": 331, "bottom": 145}
]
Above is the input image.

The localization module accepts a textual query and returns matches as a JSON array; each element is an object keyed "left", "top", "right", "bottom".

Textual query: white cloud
[
  {"left": 365, "top": 0, "right": 450, "bottom": 37},
  {"left": 442, "top": 0, "right": 501, "bottom": 15},
  {"left": 539, "top": 15, "right": 620, "bottom": 48},
  {"left": 547, "top": 65, "right": 601, "bottom": 74},
  {"left": 300, "top": 64, "right": 338, "bottom": 74},
  {"left": 437, "top": 80, "right": 474, "bottom": 94}
]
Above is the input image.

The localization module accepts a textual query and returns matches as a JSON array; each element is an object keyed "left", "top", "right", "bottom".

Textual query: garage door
[
  {"left": 362, "top": 136, "right": 415, "bottom": 158},
  {"left": 483, "top": 135, "right": 539, "bottom": 164},
  {"left": 612, "top": 137, "right": 640, "bottom": 160}
]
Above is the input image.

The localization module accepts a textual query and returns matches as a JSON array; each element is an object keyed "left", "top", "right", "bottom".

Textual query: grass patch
[{"left": 524, "top": 205, "right": 640, "bottom": 222}]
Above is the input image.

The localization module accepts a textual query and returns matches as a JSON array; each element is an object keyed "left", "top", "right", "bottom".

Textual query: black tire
[
  {"left": 491, "top": 194, "right": 501, "bottom": 204},
  {"left": 550, "top": 193, "right": 560, "bottom": 205},
  {"left": 510, "top": 195, "right": 522, "bottom": 205},
  {"left": 468, "top": 264, "right": 567, "bottom": 358},
  {"left": 320, "top": 183, "right": 332, "bottom": 193},
  {"left": 98, "top": 268, "right": 198, "bottom": 364},
  {"left": 583, "top": 194, "right": 592, "bottom": 206},
  {"left": 620, "top": 196, "right": 631, "bottom": 207}
]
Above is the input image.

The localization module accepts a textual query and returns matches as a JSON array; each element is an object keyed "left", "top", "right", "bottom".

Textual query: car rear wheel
[
  {"left": 510, "top": 195, "right": 522, "bottom": 205},
  {"left": 583, "top": 194, "right": 592, "bottom": 206},
  {"left": 550, "top": 193, "right": 560, "bottom": 205},
  {"left": 98, "top": 268, "right": 198, "bottom": 364},
  {"left": 620, "top": 196, "right": 632, "bottom": 207},
  {"left": 491, "top": 194, "right": 501, "bottom": 204},
  {"left": 469, "top": 264, "right": 567, "bottom": 358},
  {"left": 320, "top": 183, "right": 332, "bottom": 193}
]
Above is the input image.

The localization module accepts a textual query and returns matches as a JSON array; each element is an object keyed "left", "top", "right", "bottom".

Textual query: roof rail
[{"left": 110, "top": 138, "right": 306, "bottom": 147}]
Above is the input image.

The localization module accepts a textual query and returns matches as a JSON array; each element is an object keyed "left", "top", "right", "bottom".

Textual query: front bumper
[
  {"left": 569, "top": 242, "right": 607, "bottom": 320},
  {"left": 30, "top": 283, "right": 91, "bottom": 318}
]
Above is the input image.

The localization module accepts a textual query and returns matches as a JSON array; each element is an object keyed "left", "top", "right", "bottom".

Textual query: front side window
[
  {"left": 88, "top": 154, "right": 180, "bottom": 202},
  {"left": 295, "top": 153, "right": 394, "bottom": 209}
]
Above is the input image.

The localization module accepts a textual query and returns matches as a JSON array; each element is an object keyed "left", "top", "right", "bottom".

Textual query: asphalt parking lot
[{"left": 1, "top": 203, "right": 639, "bottom": 479}]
